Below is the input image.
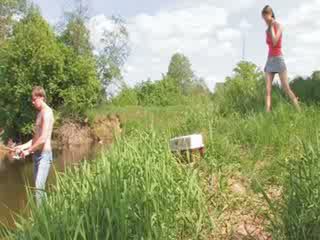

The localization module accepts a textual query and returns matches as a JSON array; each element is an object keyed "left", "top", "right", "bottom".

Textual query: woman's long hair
[{"left": 262, "top": 5, "right": 275, "bottom": 19}]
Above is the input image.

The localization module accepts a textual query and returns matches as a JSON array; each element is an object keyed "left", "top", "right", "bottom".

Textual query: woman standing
[{"left": 262, "top": 5, "right": 300, "bottom": 112}]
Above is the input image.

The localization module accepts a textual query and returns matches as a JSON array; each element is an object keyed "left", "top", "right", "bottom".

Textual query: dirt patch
[
  {"left": 54, "top": 114, "right": 122, "bottom": 147},
  {"left": 91, "top": 114, "right": 122, "bottom": 144},
  {"left": 55, "top": 121, "right": 93, "bottom": 146},
  {"left": 0, "top": 139, "right": 16, "bottom": 161},
  {"left": 228, "top": 176, "right": 248, "bottom": 195},
  {"left": 202, "top": 171, "right": 274, "bottom": 240},
  {"left": 232, "top": 217, "right": 272, "bottom": 240}
]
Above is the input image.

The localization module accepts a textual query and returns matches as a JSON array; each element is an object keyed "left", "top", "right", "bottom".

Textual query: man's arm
[{"left": 14, "top": 140, "right": 32, "bottom": 151}]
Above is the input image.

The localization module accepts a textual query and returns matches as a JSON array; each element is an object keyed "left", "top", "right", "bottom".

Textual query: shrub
[
  {"left": 213, "top": 62, "right": 265, "bottom": 114},
  {"left": 111, "top": 87, "right": 139, "bottom": 106},
  {"left": 213, "top": 61, "right": 285, "bottom": 115},
  {"left": 290, "top": 76, "right": 320, "bottom": 105}
]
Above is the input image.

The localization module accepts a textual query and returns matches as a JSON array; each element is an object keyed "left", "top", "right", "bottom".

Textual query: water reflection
[{"left": 0, "top": 143, "right": 102, "bottom": 227}]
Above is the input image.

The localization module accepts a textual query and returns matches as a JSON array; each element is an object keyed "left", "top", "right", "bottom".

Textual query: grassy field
[{"left": 2, "top": 102, "right": 320, "bottom": 239}]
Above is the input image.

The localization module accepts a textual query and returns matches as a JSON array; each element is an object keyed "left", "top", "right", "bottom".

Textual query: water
[{"left": 0, "top": 143, "right": 102, "bottom": 227}]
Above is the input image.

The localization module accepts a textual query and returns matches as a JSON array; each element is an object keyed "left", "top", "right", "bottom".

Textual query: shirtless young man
[{"left": 14, "top": 86, "right": 54, "bottom": 205}]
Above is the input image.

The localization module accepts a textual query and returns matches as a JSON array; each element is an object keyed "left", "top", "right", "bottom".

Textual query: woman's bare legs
[
  {"left": 265, "top": 72, "right": 275, "bottom": 112},
  {"left": 279, "top": 70, "right": 300, "bottom": 111}
]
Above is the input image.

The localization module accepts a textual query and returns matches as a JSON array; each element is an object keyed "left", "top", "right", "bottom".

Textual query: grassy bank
[
  {"left": 2, "top": 102, "right": 320, "bottom": 239},
  {"left": 2, "top": 127, "right": 210, "bottom": 239}
]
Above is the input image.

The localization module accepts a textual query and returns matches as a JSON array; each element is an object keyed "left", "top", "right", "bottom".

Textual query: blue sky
[{"left": 33, "top": 0, "right": 320, "bottom": 90}]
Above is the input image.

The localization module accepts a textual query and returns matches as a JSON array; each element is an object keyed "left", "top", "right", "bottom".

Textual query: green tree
[
  {"left": 0, "top": 0, "right": 26, "bottom": 45},
  {"left": 233, "top": 60, "right": 263, "bottom": 81},
  {"left": 111, "top": 86, "right": 139, "bottom": 106},
  {"left": 311, "top": 71, "right": 320, "bottom": 81},
  {"left": 97, "top": 16, "right": 130, "bottom": 96},
  {"left": 0, "top": 10, "right": 101, "bottom": 137},
  {"left": 167, "top": 53, "right": 194, "bottom": 94},
  {"left": 60, "top": 0, "right": 92, "bottom": 56},
  {"left": 0, "top": 10, "right": 65, "bottom": 137},
  {"left": 135, "top": 76, "right": 183, "bottom": 106},
  {"left": 214, "top": 61, "right": 265, "bottom": 114},
  {"left": 59, "top": 48, "right": 102, "bottom": 115},
  {"left": 290, "top": 72, "right": 320, "bottom": 105}
]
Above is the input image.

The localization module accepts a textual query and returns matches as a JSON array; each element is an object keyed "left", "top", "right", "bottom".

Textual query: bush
[
  {"left": 111, "top": 87, "right": 139, "bottom": 106},
  {"left": 58, "top": 50, "right": 102, "bottom": 116},
  {"left": 112, "top": 76, "right": 212, "bottom": 107},
  {"left": 136, "top": 77, "right": 184, "bottom": 106},
  {"left": 290, "top": 76, "right": 320, "bottom": 105},
  {"left": 213, "top": 61, "right": 284, "bottom": 115},
  {"left": 213, "top": 62, "right": 265, "bottom": 114}
]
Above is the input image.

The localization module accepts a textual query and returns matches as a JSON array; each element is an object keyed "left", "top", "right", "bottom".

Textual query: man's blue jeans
[{"left": 33, "top": 151, "right": 53, "bottom": 206}]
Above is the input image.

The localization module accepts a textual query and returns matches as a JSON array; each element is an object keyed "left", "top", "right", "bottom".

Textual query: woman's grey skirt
[{"left": 264, "top": 56, "right": 287, "bottom": 73}]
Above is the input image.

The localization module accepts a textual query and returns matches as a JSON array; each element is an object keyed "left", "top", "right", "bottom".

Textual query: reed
[{"left": 2, "top": 130, "right": 210, "bottom": 239}]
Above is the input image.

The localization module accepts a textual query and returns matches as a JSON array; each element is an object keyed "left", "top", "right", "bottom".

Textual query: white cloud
[
  {"left": 239, "top": 18, "right": 252, "bottom": 30},
  {"left": 283, "top": 0, "right": 320, "bottom": 77},
  {"left": 130, "top": 5, "right": 228, "bottom": 40},
  {"left": 87, "top": 15, "right": 115, "bottom": 52},
  {"left": 87, "top": 2, "right": 246, "bottom": 89},
  {"left": 217, "top": 28, "right": 241, "bottom": 41},
  {"left": 86, "top": 0, "right": 320, "bottom": 90},
  {"left": 284, "top": 0, "right": 320, "bottom": 29},
  {"left": 175, "top": 0, "right": 255, "bottom": 12},
  {"left": 123, "top": 3, "right": 242, "bottom": 88},
  {"left": 297, "top": 30, "right": 320, "bottom": 44}
]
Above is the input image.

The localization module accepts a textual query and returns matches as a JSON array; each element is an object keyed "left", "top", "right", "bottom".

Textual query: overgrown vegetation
[
  {"left": 290, "top": 71, "right": 320, "bottom": 105},
  {"left": 112, "top": 53, "right": 211, "bottom": 107},
  {"left": 1, "top": 132, "right": 209, "bottom": 239},
  {"left": 0, "top": 1, "right": 129, "bottom": 138},
  {"left": 5, "top": 103, "right": 320, "bottom": 239},
  {"left": 3, "top": 44, "right": 320, "bottom": 238},
  {"left": 263, "top": 141, "right": 320, "bottom": 240},
  {"left": 3, "top": 77, "right": 320, "bottom": 239},
  {"left": 2, "top": 1, "right": 320, "bottom": 239}
]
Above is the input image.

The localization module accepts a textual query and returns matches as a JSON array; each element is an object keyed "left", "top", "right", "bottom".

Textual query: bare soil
[
  {"left": 54, "top": 114, "right": 122, "bottom": 147},
  {"left": 202, "top": 172, "right": 276, "bottom": 240}
]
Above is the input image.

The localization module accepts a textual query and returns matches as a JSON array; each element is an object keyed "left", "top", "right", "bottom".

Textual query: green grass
[
  {"left": 2, "top": 130, "right": 210, "bottom": 239},
  {"left": 3, "top": 102, "right": 320, "bottom": 239},
  {"left": 261, "top": 141, "right": 320, "bottom": 240}
]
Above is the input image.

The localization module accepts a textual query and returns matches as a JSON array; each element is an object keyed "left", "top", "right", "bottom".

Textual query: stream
[{"left": 0, "top": 143, "right": 102, "bottom": 227}]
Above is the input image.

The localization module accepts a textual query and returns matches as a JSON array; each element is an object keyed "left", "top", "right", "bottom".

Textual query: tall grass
[
  {"left": 4, "top": 100, "right": 320, "bottom": 238},
  {"left": 262, "top": 140, "right": 320, "bottom": 240},
  {"left": 2, "top": 131, "right": 210, "bottom": 239}
]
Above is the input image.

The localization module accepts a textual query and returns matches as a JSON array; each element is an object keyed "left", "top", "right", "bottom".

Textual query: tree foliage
[
  {"left": 136, "top": 76, "right": 183, "bottom": 106},
  {"left": 0, "top": 11, "right": 101, "bottom": 137},
  {"left": 167, "top": 53, "right": 194, "bottom": 94},
  {"left": 112, "top": 53, "right": 211, "bottom": 107},
  {"left": 214, "top": 61, "right": 266, "bottom": 114},
  {"left": 97, "top": 16, "right": 130, "bottom": 96},
  {"left": 233, "top": 61, "right": 262, "bottom": 81},
  {"left": 60, "top": 0, "right": 92, "bottom": 56},
  {"left": 0, "top": 0, "right": 26, "bottom": 44},
  {"left": 290, "top": 71, "right": 320, "bottom": 105}
]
